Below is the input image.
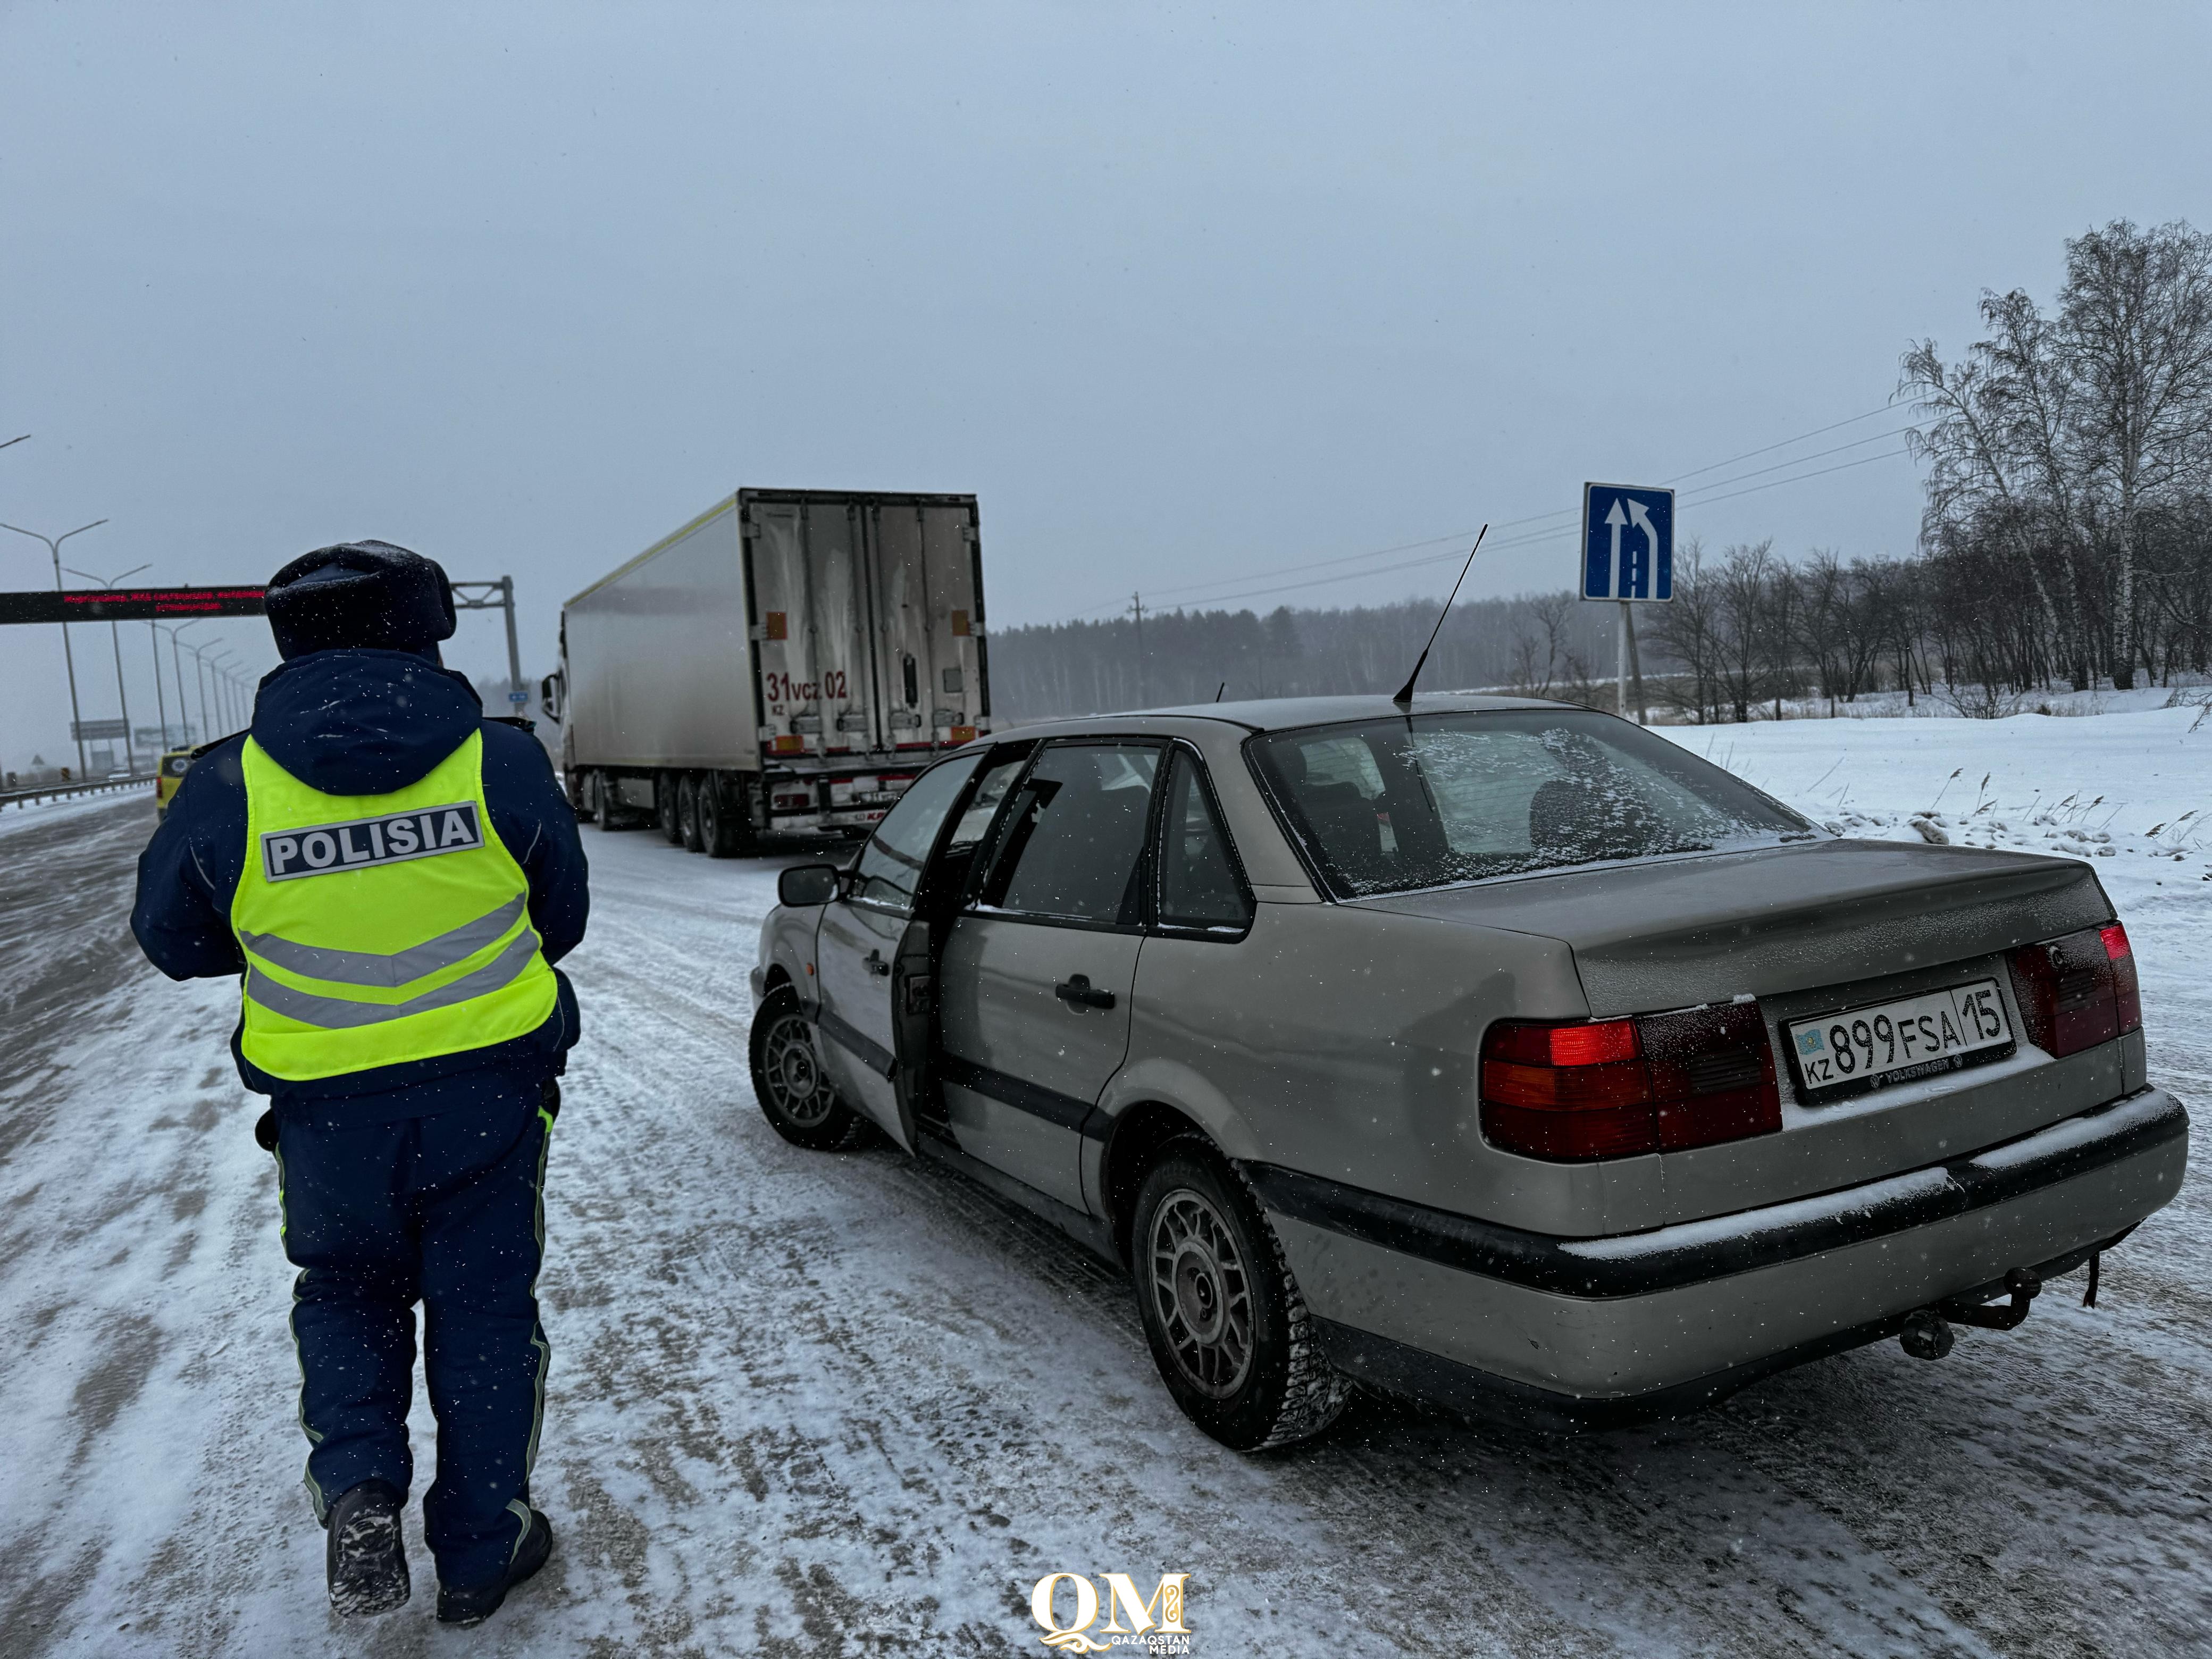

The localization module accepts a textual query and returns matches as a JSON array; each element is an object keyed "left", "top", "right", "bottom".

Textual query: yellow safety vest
[{"left": 230, "top": 731, "right": 556, "bottom": 1082}]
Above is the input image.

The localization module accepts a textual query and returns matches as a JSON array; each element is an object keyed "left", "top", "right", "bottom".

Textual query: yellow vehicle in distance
[{"left": 154, "top": 748, "right": 196, "bottom": 817}]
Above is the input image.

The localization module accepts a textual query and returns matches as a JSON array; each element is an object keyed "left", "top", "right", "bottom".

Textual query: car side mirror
[{"left": 778, "top": 863, "right": 843, "bottom": 908}]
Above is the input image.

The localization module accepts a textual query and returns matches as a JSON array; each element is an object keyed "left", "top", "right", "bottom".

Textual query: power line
[
  {"left": 1661, "top": 399, "right": 1906, "bottom": 484},
  {"left": 1065, "top": 526, "right": 1480, "bottom": 618},
  {"left": 1138, "top": 541, "right": 1502, "bottom": 611},
  {"left": 1675, "top": 442, "right": 1914, "bottom": 510},
  {"left": 1056, "top": 398, "right": 1916, "bottom": 622},
  {"left": 1672, "top": 423, "right": 1921, "bottom": 500},
  {"left": 1070, "top": 441, "right": 1918, "bottom": 615}
]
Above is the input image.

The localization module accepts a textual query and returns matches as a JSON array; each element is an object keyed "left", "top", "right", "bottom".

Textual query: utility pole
[
  {"left": 65, "top": 562, "right": 152, "bottom": 773},
  {"left": 1, "top": 518, "right": 108, "bottom": 776},
  {"left": 1130, "top": 591, "right": 1147, "bottom": 708}
]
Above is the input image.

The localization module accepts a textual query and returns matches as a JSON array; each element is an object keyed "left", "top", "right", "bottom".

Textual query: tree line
[{"left": 988, "top": 592, "right": 1621, "bottom": 720}]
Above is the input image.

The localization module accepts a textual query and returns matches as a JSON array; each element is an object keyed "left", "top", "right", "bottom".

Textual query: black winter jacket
[{"left": 131, "top": 649, "right": 588, "bottom": 1119}]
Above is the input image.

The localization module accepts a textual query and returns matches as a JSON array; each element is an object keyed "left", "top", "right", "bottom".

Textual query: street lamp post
[
  {"left": 156, "top": 623, "right": 185, "bottom": 745},
  {"left": 206, "top": 649, "right": 239, "bottom": 732},
  {"left": 64, "top": 562, "right": 152, "bottom": 774},
  {"left": 160, "top": 619, "right": 210, "bottom": 747},
  {"left": 0, "top": 518, "right": 109, "bottom": 777},
  {"left": 184, "top": 639, "right": 220, "bottom": 741},
  {"left": 146, "top": 621, "right": 169, "bottom": 749}
]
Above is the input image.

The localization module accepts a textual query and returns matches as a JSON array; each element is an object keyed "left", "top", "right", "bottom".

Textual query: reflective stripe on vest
[{"left": 231, "top": 732, "right": 557, "bottom": 1082}]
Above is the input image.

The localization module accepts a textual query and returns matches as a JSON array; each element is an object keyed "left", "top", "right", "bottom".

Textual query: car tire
[
  {"left": 658, "top": 772, "right": 683, "bottom": 844},
  {"left": 678, "top": 775, "right": 705, "bottom": 852},
  {"left": 577, "top": 770, "right": 600, "bottom": 825},
  {"left": 748, "top": 988, "right": 873, "bottom": 1151},
  {"left": 1129, "top": 1138, "right": 1351, "bottom": 1451}
]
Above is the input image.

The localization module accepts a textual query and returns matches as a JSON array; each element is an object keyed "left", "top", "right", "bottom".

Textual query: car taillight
[
  {"left": 2010, "top": 923, "right": 2140, "bottom": 1058},
  {"left": 1480, "top": 1019, "right": 1652, "bottom": 1160},
  {"left": 1480, "top": 1003, "right": 1781, "bottom": 1162},
  {"left": 2106, "top": 923, "right": 2142, "bottom": 1035}
]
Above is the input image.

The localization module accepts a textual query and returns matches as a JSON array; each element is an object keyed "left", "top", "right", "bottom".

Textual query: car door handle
[
  {"left": 865, "top": 949, "right": 891, "bottom": 977},
  {"left": 1054, "top": 974, "right": 1116, "bottom": 1011}
]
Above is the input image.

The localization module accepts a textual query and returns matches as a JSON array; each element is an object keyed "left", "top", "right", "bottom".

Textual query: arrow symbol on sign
[
  {"left": 1626, "top": 499, "right": 1658, "bottom": 599},
  {"left": 1604, "top": 498, "right": 1627, "bottom": 598}
]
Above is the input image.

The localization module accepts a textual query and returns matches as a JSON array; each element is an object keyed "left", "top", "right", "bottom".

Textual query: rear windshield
[{"left": 1250, "top": 710, "right": 1816, "bottom": 898}]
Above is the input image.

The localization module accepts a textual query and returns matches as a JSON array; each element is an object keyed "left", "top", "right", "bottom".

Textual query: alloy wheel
[
  {"left": 759, "top": 1012, "right": 834, "bottom": 1128},
  {"left": 1147, "top": 1187, "right": 1255, "bottom": 1398}
]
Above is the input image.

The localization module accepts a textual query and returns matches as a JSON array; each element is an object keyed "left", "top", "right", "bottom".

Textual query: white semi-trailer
[{"left": 543, "top": 488, "right": 989, "bottom": 853}]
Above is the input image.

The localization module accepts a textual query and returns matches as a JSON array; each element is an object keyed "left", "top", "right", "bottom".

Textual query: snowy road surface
[{"left": 5, "top": 711, "right": 2212, "bottom": 1657}]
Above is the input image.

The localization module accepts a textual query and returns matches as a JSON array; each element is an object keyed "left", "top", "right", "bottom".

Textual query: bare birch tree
[{"left": 2058, "top": 220, "right": 2212, "bottom": 688}]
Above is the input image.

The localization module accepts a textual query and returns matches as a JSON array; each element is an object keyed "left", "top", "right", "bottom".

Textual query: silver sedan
[{"left": 749, "top": 695, "right": 2185, "bottom": 1447}]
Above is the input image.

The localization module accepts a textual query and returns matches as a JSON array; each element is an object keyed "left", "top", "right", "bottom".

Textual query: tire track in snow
[{"left": 0, "top": 805, "right": 2207, "bottom": 1654}]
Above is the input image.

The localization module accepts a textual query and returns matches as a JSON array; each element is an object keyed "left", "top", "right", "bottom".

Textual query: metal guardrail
[{"left": 1, "top": 774, "right": 157, "bottom": 811}]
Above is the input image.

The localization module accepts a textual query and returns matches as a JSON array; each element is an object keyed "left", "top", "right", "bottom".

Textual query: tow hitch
[
  {"left": 1943, "top": 1266, "right": 2043, "bottom": 1330},
  {"left": 1900, "top": 1267, "right": 2044, "bottom": 1360}
]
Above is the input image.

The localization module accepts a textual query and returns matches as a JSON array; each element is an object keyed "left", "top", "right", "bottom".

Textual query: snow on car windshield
[{"left": 1252, "top": 710, "right": 1816, "bottom": 896}]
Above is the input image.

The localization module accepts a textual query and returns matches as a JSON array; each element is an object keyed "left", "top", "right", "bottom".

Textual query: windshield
[{"left": 1251, "top": 710, "right": 1816, "bottom": 898}]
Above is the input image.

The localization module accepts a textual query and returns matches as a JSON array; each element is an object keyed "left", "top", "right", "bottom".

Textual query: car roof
[{"left": 987, "top": 692, "right": 1572, "bottom": 743}]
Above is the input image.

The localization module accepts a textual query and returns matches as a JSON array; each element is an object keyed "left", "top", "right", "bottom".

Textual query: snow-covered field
[
  {"left": 4, "top": 714, "right": 2210, "bottom": 1657},
  {"left": 1663, "top": 707, "right": 2212, "bottom": 1103}
]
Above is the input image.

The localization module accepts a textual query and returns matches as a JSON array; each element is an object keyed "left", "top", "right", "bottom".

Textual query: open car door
[{"left": 811, "top": 752, "right": 988, "bottom": 1149}]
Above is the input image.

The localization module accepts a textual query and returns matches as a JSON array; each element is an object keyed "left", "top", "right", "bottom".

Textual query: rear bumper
[{"left": 1250, "top": 1087, "right": 2187, "bottom": 1423}]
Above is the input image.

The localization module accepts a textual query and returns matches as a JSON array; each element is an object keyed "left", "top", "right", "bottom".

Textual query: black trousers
[{"left": 270, "top": 1073, "right": 555, "bottom": 1588}]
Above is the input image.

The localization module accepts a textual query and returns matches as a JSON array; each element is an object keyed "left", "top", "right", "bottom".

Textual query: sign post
[{"left": 1579, "top": 483, "right": 1675, "bottom": 724}]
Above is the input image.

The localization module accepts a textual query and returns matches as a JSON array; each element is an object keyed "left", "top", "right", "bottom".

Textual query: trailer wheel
[
  {"left": 699, "top": 777, "right": 743, "bottom": 858},
  {"left": 595, "top": 773, "right": 636, "bottom": 832},
  {"left": 677, "top": 775, "right": 705, "bottom": 853},
  {"left": 657, "top": 772, "right": 683, "bottom": 844}
]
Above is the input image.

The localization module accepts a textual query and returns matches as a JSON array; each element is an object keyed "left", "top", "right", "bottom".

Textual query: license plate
[{"left": 1787, "top": 978, "right": 2012, "bottom": 1096}]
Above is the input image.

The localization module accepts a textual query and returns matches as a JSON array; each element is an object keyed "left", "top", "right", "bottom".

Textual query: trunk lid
[
  {"left": 1360, "top": 840, "right": 2127, "bottom": 1224},
  {"left": 1358, "top": 838, "right": 2110, "bottom": 1015}
]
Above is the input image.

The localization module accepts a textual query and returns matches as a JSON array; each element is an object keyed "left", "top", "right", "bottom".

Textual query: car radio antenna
[{"left": 1391, "top": 524, "right": 1488, "bottom": 709}]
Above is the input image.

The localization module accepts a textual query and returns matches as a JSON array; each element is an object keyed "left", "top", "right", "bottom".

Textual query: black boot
[
  {"left": 437, "top": 1508, "right": 553, "bottom": 1627},
  {"left": 325, "top": 1479, "right": 409, "bottom": 1616}
]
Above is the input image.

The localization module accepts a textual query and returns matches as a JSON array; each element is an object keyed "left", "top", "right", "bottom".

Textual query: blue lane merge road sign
[{"left": 1580, "top": 483, "right": 1674, "bottom": 602}]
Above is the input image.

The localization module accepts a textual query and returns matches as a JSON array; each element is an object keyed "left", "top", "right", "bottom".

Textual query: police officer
[{"left": 132, "top": 542, "right": 588, "bottom": 1624}]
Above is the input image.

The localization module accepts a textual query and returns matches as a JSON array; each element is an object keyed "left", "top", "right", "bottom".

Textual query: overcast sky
[{"left": 4, "top": 2, "right": 2208, "bottom": 768}]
